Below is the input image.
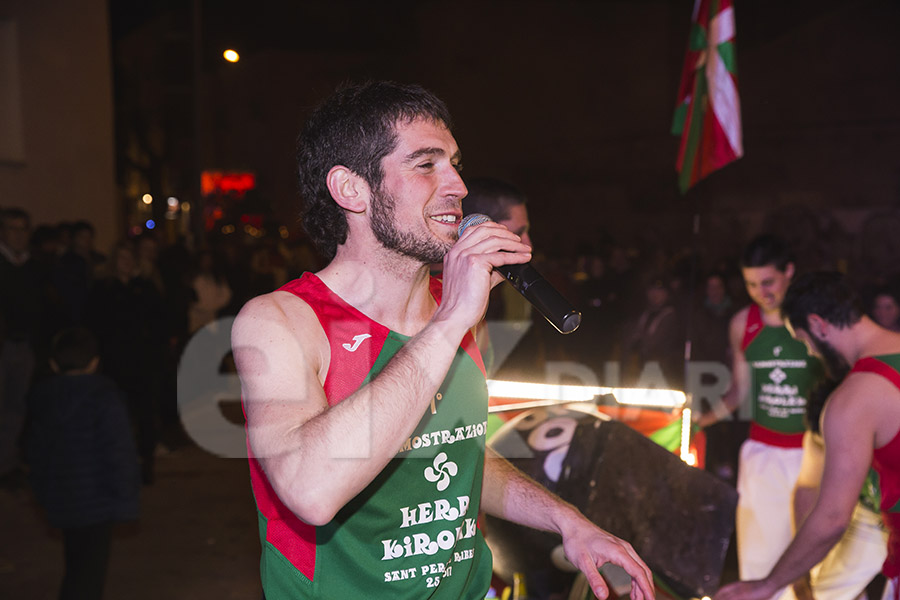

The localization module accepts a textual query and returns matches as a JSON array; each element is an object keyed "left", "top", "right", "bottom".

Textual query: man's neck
[
  {"left": 759, "top": 304, "right": 784, "bottom": 327},
  {"left": 318, "top": 247, "right": 436, "bottom": 336},
  {"left": 846, "top": 318, "right": 900, "bottom": 364}
]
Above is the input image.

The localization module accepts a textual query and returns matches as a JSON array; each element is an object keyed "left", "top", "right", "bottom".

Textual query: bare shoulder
[
  {"left": 728, "top": 305, "right": 751, "bottom": 348},
  {"left": 824, "top": 371, "right": 900, "bottom": 444},
  {"left": 830, "top": 370, "right": 900, "bottom": 411},
  {"left": 232, "top": 290, "right": 329, "bottom": 385},
  {"left": 729, "top": 305, "right": 751, "bottom": 331},
  {"left": 234, "top": 290, "right": 321, "bottom": 342}
]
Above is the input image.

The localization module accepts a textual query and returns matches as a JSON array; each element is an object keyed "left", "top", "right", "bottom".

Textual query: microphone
[{"left": 458, "top": 213, "right": 582, "bottom": 334}]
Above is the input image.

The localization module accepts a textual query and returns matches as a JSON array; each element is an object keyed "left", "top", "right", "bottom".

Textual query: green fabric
[
  {"left": 860, "top": 468, "right": 883, "bottom": 514},
  {"left": 872, "top": 354, "right": 900, "bottom": 373},
  {"left": 717, "top": 40, "right": 737, "bottom": 73},
  {"left": 647, "top": 418, "right": 683, "bottom": 452},
  {"left": 677, "top": 70, "right": 709, "bottom": 194},
  {"left": 263, "top": 332, "right": 493, "bottom": 599},
  {"left": 744, "top": 325, "right": 823, "bottom": 434},
  {"left": 671, "top": 100, "right": 689, "bottom": 136}
]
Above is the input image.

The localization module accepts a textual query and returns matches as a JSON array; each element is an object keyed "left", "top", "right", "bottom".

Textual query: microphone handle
[{"left": 497, "top": 263, "right": 582, "bottom": 334}]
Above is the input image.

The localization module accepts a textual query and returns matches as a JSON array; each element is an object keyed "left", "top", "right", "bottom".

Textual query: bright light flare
[
  {"left": 486, "top": 380, "right": 686, "bottom": 409},
  {"left": 142, "top": 194, "right": 153, "bottom": 205},
  {"left": 223, "top": 49, "right": 240, "bottom": 63},
  {"left": 680, "top": 408, "right": 693, "bottom": 464}
]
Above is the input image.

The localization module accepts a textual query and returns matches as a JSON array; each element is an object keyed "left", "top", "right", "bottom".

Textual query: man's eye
[{"left": 417, "top": 162, "right": 434, "bottom": 170}]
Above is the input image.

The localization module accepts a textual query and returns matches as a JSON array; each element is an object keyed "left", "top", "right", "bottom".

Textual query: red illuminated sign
[{"left": 201, "top": 171, "right": 256, "bottom": 197}]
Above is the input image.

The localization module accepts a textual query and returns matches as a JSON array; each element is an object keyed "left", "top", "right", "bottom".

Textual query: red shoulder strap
[
  {"left": 428, "top": 276, "right": 487, "bottom": 378},
  {"left": 279, "top": 273, "right": 390, "bottom": 406},
  {"left": 741, "top": 304, "right": 764, "bottom": 352},
  {"left": 851, "top": 357, "right": 900, "bottom": 392}
]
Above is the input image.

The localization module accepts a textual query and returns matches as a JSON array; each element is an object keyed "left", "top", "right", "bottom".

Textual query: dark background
[{"left": 109, "top": 0, "right": 900, "bottom": 273}]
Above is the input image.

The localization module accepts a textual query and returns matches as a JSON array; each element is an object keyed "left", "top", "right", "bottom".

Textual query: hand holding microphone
[{"left": 458, "top": 214, "right": 582, "bottom": 334}]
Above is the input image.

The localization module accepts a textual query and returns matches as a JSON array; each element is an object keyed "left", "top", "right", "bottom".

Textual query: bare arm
[
  {"left": 698, "top": 308, "right": 750, "bottom": 427},
  {"left": 790, "top": 432, "right": 826, "bottom": 600},
  {"left": 715, "top": 379, "right": 873, "bottom": 600},
  {"left": 235, "top": 222, "right": 530, "bottom": 526},
  {"left": 481, "top": 449, "right": 654, "bottom": 600}
]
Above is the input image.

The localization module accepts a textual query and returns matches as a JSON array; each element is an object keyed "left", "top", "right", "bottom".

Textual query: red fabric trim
[
  {"left": 279, "top": 274, "right": 391, "bottom": 407},
  {"left": 741, "top": 304, "right": 764, "bottom": 352},
  {"left": 748, "top": 423, "right": 804, "bottom": 448},
  {"left": 247, "top": 444, "right": 317, "bottom": 580},
  {"left": 851, "top": 357, "right": 900, "bottom": 392},
  {"left": 244, "top": 273, "right": 487, "bottom": 583},
  {"left": 428, "top": 277, "right": 487, "bottom": 378}
]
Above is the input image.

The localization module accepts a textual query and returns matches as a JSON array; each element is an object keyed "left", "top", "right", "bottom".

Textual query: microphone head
[{"left": 457, "top": 213, "right": 493, "bottom": 237}]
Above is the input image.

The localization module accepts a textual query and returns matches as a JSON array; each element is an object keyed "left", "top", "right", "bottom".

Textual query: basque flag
[{"left": 672, "top": 0, "right": 743, "bottom": 193}]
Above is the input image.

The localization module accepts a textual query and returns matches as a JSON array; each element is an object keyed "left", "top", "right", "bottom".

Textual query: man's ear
[
  {"left": 326, "top": 166, "right": 368, "bottom": 213},
  {"left": 807, "top": 314, "right": 829, "bottom": 338},
  {"left": 784, "top": 262, "right": 796, "bottom": 280}
]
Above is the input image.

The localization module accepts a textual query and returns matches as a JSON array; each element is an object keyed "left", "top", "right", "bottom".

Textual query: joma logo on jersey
[{"left": 342, "top": 333, "right": 371, "bottom": 352}]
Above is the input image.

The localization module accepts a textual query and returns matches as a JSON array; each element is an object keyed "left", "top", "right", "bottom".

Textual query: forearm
[
  {"left": 482, "top": 450, "right": 655, "bottom": 600},
  {"left": 258, "top": 318, "right": 469, "bottom": 524},
  {"left": 792, "top": 486, "right": 817, "bottom": 532},
  {"left": 789, "top": 487, "right": 819, "bottom": 596},
  {"left": 697, "top": 385, "right": 742, "bottom": 427},
  {"left": 763, "top": 507, "right": 847, "bottom": 592},
  {"left": 481, "top": 448, "right": 580, "bottom": 535}
]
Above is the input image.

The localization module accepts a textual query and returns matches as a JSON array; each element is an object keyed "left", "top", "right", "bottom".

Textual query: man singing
[{"left": 232, "top": 81, "right": 653, "bottom": 599}]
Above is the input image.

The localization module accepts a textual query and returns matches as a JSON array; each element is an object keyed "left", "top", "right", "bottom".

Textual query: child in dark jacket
[{"left": 27, "top": 327, "right": 139, "bottom": 600}]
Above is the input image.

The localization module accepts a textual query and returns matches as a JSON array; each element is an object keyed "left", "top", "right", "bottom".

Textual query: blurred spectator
[
  {"left": 157, "top": 235, "right": 193, "bottom": 344},
  {"left": 135, "top": 232, "right": 165, "bottom": 294},
  {"left": 85, "top": 241, "right": 166, "bottom": 484},
  {"left": 606, "top": 244, "right": 642, "bottom": 323},
  {"left": 0, "top": 207, "right": 41, "bottom": 485},
  {"left": 30, "top": 225, "right": 63, "bottom": 273},
  {"left": 248, "top": 239, "right": 287, "bottom": 297},
  {"left": 570, "top": 251, "right": 619, "bottom": 368},
  {"left": 53, "top": 220, "right": 104, "bottom": 325},
  {"left": 690, "top": 271, "right": 735, "bottom": 366},
  {"left": 623, "top": 276, "right": 684, "bottom": 389},
  {"left": 188, "top": 250, "right": 232, "bottom": 334},
  {"left": 27, "top": 327, "right": 139, "bottom": 600},
  {"left": 870, "top": 286, "right": 900, "bottom": 332}
]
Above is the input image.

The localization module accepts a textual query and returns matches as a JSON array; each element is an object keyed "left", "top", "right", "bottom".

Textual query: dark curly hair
[
  {"left": 296, "top": 81, "right": 453, "bottom": 260},
  {"left": 781, "top": 271, "right": 864, "bottom": 332},
  {"left": 741, "top": 233, "right": 794, "bottom": 272}
]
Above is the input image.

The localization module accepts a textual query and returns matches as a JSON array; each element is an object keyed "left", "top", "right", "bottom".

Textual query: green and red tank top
[
  {"left": 742, "top": 304, "right": 823, "bottom": 447},
  {"left": 855, "top": 353, "right": 900, "bottom": 577},
  {"left": 244, "top": 273, "right": 493, "bottom": 599}
]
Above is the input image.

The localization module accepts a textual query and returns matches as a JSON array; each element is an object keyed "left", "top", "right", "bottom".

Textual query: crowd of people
[{"left": 0, "top": 209, "right": 328, "bottom": 489}]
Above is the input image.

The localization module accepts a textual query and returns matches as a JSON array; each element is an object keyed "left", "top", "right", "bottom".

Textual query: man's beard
[
  {"left": 369, "top": 185, "right": 453, "bottom": 264},
  {"left": 811, "top": 336, "right": 851, "bottom": 381}
]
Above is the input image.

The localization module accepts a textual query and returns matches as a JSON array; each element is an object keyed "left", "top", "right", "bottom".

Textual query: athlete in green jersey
[
  {"left": 233, "top": 81, "right": 653, "bottom": 600},
  {"left": 697, "top": 235, "right": 823, "bottom": 600},
  {"left": 716, "top": 272, "right": 900, "bottom": 600}
]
